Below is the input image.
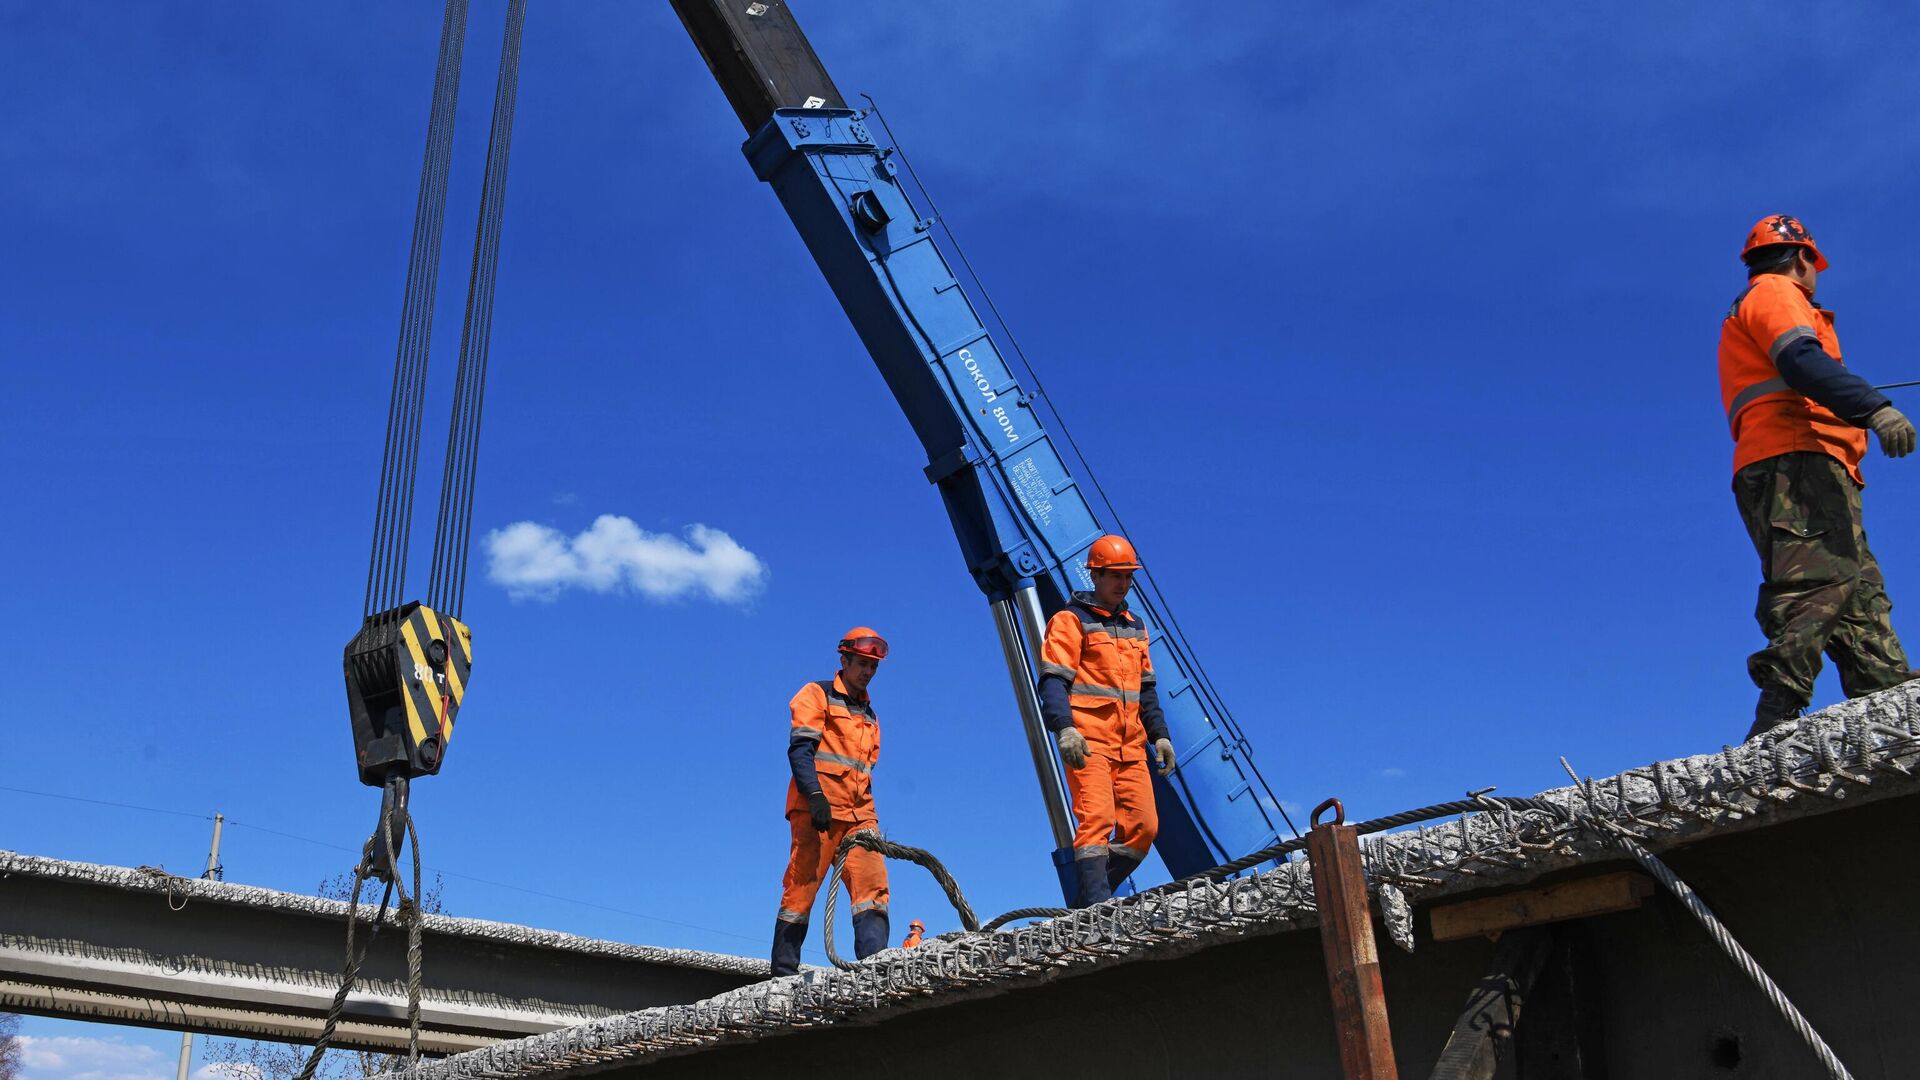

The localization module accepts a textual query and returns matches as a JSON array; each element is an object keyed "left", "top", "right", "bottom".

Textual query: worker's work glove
[
  {"left": 806, "top": 791, "right": 833, "bottom": 832},
  {"left": 1056, "top": 728, "right": 1088, "bottom": 769},
  {"left": 1871, "top": 405, "right": 1916, "bottom": 458},
  {"left": 1153, "top": 738, "right": 1176, "bottom": 776}
]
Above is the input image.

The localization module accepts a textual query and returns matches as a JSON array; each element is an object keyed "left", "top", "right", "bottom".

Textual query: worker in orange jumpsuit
[
  {"left": 1720, "top": 215, "right": 1918, "bottom": 738},
  {"left": 902, "top": 919, "right": 925, "bottom": 948},
  {"left": 771, "top": 628, "right": 892, "bottom": 976},
  {"left": 1036, "top": 535, "right": 1176, "bottom": 906}
]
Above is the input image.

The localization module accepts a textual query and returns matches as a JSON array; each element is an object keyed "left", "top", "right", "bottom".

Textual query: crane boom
[{"left": 672, "top": 0, "right": 1288, "bottom": 899}]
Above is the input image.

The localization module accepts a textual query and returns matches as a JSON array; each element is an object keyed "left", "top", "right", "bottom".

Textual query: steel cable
[
  {"left": 364, "top": 0, "right": 470, "bottom": 621},
  {"left": 294, "top": 859, "right": 394, "bottom": 1080},
  {"left": 427, "top": 0, "right": 525, "bottom": 619},
  {"left": 813, "top": 796, "right": 1561, "bottom": 970},
  {"left": 819, "top": 832, "right": 978, "bottom": 969},
  {"left": 296, "top": 797, "right": 428, "bottom": 1078},
  {"left": 1595, "top": 820, "right": 1854, "bottom": 1079}
]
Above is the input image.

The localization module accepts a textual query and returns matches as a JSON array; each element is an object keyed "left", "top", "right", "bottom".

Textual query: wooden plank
[
  {"left": 1426, "top": 926, "right": 1555, "bottom": 1079},
  {"left": 1431, "top": 871, "right": 1654, "bottom": 942}
]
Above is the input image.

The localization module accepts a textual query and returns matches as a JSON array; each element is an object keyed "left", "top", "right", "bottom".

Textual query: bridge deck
[
  {"left": 381, "top": 684, "right": 1920, "bottom": 1078},
  {"left": 0, "top": 854, "right": 766, "bottom": 1053}
]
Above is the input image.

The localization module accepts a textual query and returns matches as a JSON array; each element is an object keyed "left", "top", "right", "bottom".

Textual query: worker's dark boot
[
  {"left": 851, "top": 910, "right": 890, "bottom": 960},
  {"left": 770, "top": 918, "right": 807, "bottom": 976},
  {"left": 1073, "top": 855, "right": 1112, "bottom": 908},
  {"left": 1106, "top": 850, "right": 1143, "bottom": 893},
  {"left": 1748, "top": 686, "right": 1808, "bottom": 741}
]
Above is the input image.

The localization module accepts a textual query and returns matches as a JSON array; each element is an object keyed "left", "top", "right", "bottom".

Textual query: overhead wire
[{"left": 0, "top": 782, "right": 765, "bottom": 949}]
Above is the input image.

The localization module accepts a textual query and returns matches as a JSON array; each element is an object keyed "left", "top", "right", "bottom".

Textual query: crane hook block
[{"left": 342, "top": 601, "right": 473, "bottom": 787}]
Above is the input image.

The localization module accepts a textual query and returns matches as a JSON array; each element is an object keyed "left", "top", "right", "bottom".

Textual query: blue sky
[{"left": 5, "top": 1, "right": 1920, "bottom": 1074}]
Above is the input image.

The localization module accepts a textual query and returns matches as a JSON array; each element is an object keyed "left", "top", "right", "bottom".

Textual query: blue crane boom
[{"left": 672, "top": 1, "right": 1289, "bottom": 901}]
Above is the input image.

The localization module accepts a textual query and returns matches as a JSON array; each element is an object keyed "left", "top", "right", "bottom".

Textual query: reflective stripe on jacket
[
  {"left": 785, "top": 675, "right": 880, "bottom": 825},
  {"left": 1719, "top": 274, "right": 1867, "bottom": 484},
  {"left": 1039, "top": 595, "right": 1155, "bottom": 763}
]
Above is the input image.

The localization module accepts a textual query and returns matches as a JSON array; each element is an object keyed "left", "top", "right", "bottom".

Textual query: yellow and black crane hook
[{"left": 340, "top": 0, "right": 524, "bottom": 882}]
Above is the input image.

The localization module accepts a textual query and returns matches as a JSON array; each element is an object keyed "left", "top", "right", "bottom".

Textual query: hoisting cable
[
  {"left": 858, "top": 97, "right": 1298, "bottom": 853},
  {"left": 295, "top": 792, "right": 425, "bottom": 1079},
  {"left": 817, "top": 794, "right": 1565, "bottom": 967},
  {"left": 813, "top": 796, "right": 1856, "bottom": 1079},
  {"left": 364, "top": 0, "right": 471, "bottom": 625},
  {"left": 426, "top": 0, "right": 526, "bottom": 621}
]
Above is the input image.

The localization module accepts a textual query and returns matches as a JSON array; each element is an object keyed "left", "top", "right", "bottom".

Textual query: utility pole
[{"left": 175, "top": 814, "right": 224, "bottom": 1080}]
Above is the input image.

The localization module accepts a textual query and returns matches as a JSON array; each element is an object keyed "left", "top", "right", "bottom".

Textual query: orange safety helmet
[
  {"left": 838, "top": 626, "right": 889, "bottom": 660},
  {"left": 1742, "top": 214, "right": 1828, "bottom": 272},
  {"left": 1085, "top": 534, "right": 1143, "bottom": 572}
]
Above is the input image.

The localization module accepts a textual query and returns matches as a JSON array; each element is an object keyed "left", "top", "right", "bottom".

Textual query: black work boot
[
  {"left": 851, "top": 910, "right": 891, "bottom": 960},
  {"left": 770, "top": 918, "right": 807, "bottom": 976},
  {"left": 1106, "top": 850, "right": 1143, "bottom": 892},
  {"left": 1748, "top": 686, "right": 1807, "bottom": 741},
  {"left": 1073, "top": 855, "right": 1112, "bottom": 908}
]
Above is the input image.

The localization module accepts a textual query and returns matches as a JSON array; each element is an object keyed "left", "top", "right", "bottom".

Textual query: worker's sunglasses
[{"left": 840, "top": 635, "right": 889, "bottom": 659}]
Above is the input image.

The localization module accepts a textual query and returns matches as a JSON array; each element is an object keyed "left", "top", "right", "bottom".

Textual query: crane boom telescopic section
[{"left": 670, "top": 0, "right": 1289, "bottom": 900}]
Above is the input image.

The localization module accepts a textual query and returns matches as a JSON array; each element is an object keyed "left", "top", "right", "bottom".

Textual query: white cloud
[
  {"left": 1379, "top": 767, "right": 1407, "bottom": 779},
  {"left": 485, "top": 515, "right": 767, "bottom": 604},
  {"left": 20, "top": 1035, "right": 168, "bottom": 1080}
]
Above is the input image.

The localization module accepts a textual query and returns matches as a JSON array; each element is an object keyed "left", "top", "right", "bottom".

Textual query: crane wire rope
[
  {"left": 364, "top": 0, "right": 471, "bottom": 624},
  {"left": 812, "top": 797, "right": 1854, "bottom": 1078},
  {"left": 858, "top": 97, "right": 1298, "bottom": 850},
  {"left": 426, "top": 0, "right": 526, "bottom": 620}
]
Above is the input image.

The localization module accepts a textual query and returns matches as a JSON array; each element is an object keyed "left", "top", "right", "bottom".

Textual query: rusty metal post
[{"left": 1306, "top": 797, "right": 1399, "bottom": 1079}]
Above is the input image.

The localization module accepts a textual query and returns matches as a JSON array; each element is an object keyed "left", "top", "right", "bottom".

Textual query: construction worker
[
  {"left": 902, "top": 919, "right": 924, "bottom": 948},
  {"left": 770, "top": 628, "right": 892, "bottom": 976},
  {"left": 1720, "top": 214, "right": 1919, "bottom": 739},
  {"left": 1036, "top": 535, "right": 1176, "bottom": 907}
]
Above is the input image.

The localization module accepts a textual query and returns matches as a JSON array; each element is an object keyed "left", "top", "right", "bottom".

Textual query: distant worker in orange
[
  {"left": 902, "top": 919, "right": 925, "bottom": 948},
  {"left": 1720, "top": 214, "right": 1919, "bottom": 738},
  {"left": 771, "top": 628, "right": 892, "bottom": 976},
  {"left": 1036, "top": 535, "right": 1176, "bottom": 906}
]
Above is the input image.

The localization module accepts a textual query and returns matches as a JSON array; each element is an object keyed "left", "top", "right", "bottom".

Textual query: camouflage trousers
[{"left": 1734, "top": 451, "right": 1915, "bottom": 703}]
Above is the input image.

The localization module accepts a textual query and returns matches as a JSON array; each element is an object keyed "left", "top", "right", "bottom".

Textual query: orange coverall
[
  {"left": 778, "top": 675, "right": 889, "bottom": 925},
  {"left": 1038, "top": 595, "right": 1166, "bottom": 867}
]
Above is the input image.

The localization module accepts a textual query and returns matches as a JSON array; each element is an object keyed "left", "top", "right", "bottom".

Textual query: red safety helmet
[
  {"left": 1742, "top": 214, "right": 1827, "bottom": 272},
  {"left": 838, "top": 627, "right": 889, "bottom": 661},
  {"left": 1085, "top": 534, "right": 1143, "bottom": 572}
]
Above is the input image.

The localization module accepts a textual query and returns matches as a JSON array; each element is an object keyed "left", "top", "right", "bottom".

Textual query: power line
[{"left": 0, "top": 783, "right": 764, "bottom": 948}]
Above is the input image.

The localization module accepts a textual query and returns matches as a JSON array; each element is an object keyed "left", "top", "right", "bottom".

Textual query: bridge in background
[{"left": 0, "top": 853, "right": 764, "bottom": 1054}]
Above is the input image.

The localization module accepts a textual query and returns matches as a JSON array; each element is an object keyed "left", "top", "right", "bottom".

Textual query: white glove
[
  {"left": 1153, "top": 738, "right": 1176, "bottom": 776},
  {"left": 1056, "top": 728, "right": 1088, "bottom": 769}
]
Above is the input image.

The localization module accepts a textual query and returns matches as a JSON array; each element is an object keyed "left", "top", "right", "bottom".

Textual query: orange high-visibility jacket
[
  {"left": 785, "top": 676, "right": 880, "bottom": 826},
  {"left": 1039, "top": 597, "right": 1158, "bottom": 763},
  {"left": 1719, "top": 274, "right": 1868, "bottom": 484}
]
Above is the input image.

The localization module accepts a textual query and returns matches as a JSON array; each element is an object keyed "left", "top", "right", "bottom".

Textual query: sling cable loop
[
  {"left": 365, "top": 0, "right": 471, "bottom": 625},
  {"left": 295, "top": 799, "right": 426, "bottom": 1080},
  {"left": 820, "top": 832, "right": 982, "bottom": 970},
  {"left": 427, "top": 0, "right": 526, "bottom": 621}
]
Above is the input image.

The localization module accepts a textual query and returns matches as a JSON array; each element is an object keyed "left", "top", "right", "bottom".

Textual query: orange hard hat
[
  {"left": 1085, "top": 534, "right": 1142, "bottom": 572},
  {"left": 908, "top": 919, "right": 924, "bottom": 930},
  {"left": 838, "top": 627, "right": 889, "bottom": 660},
  {"left": 1742, "top": 214, "right": 1827, "bottom": 272}
]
